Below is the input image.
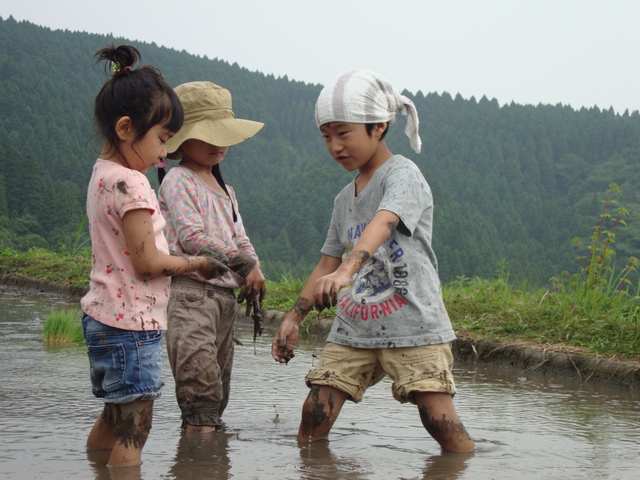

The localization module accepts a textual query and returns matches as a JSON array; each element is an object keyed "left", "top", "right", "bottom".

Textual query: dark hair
[
  {"left": 365, "top": 122, "right": 389, "bottom": 140},
  {"left": 156, "top": 153, "right": 237, "bottom": 223},
  {"left": 93, "top": 44, "right": 184, "bottom": 159}
]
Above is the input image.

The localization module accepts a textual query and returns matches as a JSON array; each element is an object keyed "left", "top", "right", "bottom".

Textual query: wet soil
[
  {"left": 2, "top": 273, "right": 638, "bottom": 391},
  {"left": 0, "top": 273, "right": 89, "bottom": 299},
  {"left": 453, "top": 333, "right": 640, "bottom": 390}
]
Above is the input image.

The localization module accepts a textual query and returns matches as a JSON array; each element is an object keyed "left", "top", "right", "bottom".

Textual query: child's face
[
  {"left": 320, "top": 122, "right": 384, "bottom": 172},
  {"left": 180, "top": 139, "right": 228, "bottom": 167},
  {"left": 123, "top": 124, "right": 172, "bottom": 174}
]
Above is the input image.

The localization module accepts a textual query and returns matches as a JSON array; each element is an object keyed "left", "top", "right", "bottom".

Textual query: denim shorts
[{"left": 82, "top": 313, "right": 164, "bottom": 404}]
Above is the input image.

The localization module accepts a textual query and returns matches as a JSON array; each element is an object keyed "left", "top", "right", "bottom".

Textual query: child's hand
[
  {"left": 195, "top": 246, "right": 229, "bottom": 279},
  {"left": 313, "top": 270, "right": 351, "bottom": 311},
  {"left": 243, "top": 264, "right": 266, "bottom": 298},
  {"left": 237, "top": 263, "right": 266, "bottom": 301},
  {"left": 272, "top": 316, "right": 299, "bottom": 364}
]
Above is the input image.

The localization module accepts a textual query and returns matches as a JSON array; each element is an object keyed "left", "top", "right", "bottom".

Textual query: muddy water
[{"left": 0, "top": 288, "right": 638, "bottom": 480}]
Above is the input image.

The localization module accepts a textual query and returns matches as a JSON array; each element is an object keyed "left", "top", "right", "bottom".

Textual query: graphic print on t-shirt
[
  {"left": 338, "top": 229, "right": 409, "bottom": 323},
  {"left": 352, "top": 256, "right": 392, "bottom": 300}
]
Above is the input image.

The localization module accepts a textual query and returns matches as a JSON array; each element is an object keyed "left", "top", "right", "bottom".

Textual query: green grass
[
  {"left": 262, "top": 273, "right": 334, "bottom": 336},
  {"left": 263, "top": 273, "right": 306, "bottom": 312},
  {"left": 42, "top": 308, "right": 84, "bottom": 344},
  {"left": 0, "top": 247, "right": 91, "bottom": 287},
  {"left": 443, "top": 275, "right": 640, "bottom": 358},
  {"left": 32, "top": 271, "right": 639, "bottom": 357},
  {"left": 4, "top": 215, "right": 639, "bottom": 359},
  {"left": 441, "top": 184, "right": 640, "bottom": 359}
]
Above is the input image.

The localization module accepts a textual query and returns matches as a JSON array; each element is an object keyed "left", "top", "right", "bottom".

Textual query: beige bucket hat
[{"left": 166, "top": 81, "right": 263, "bottom": 159}]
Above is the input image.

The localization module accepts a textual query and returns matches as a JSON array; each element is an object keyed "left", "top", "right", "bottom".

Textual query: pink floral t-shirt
[
  {"left": 81, "top": 159, "right": 170, "bottom": 331},
  {"left": 158, "top": 165, "right": 258, "bottom": 289}
]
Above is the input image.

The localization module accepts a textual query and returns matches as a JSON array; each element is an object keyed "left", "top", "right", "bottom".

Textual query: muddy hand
[
  {"left": 275, "top": 345, "right": 295, "bottom": 364},
  {"left": 313, "top": 271, "right": 348, "bottom": 312},
  {"left": 196, "top": 246, "right": 229, "bottom": 279},
  {"left": 272, "top": 318, "right": 299, "bottom": 364},
  {"left": 314, "top": 285, "right": 338, "bottom": 312},
  {"left": 237, "top": 287, "right": 252, "bottom": 305},
  {"left": 273, "top": 335, "right": 295, "bottom": 364}
]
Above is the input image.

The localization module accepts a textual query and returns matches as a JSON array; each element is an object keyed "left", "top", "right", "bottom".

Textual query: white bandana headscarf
[{"left": 315, "top": 70, "right": 422, "bottom": 154}]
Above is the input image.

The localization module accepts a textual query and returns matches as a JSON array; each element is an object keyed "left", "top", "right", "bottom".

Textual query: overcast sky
[{"left": 2, "top": 0, "right": 638, "bottom": 113}]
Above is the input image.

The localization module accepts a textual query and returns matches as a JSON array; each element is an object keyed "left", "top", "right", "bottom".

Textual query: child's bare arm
[
  {"left": 272, "top": 254, "right": 342, "bottom": 363},
  {"left": 123, "top": 209, "right": 217, "bottom": 279},
  {"left": 314, "top": 209, "right": 400, "bottom": 310}
]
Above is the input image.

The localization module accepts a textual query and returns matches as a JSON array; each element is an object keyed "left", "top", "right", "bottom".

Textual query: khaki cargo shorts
[{"left": 304, "top": 342, "right": 456, "bottom": 404}]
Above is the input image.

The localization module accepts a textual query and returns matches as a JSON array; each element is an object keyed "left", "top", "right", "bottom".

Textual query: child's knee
[
  {"left": 301, "top": 387, "right": 326, "bottom": 423},
  {"left": 301, "top": 386, "right": 346, "bottom": 424},
  {"left": 111, "top": 400, "right": 154, "bottom": 447}
]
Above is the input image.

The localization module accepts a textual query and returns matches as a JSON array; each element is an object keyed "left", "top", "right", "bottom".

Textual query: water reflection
[
  {"left": 419, "top": 452, "right": 474, "bottom": 480},
  {"left": 169, "top": 431, "right": 233, "bottom": 478},
  {"left": 295, "top": 440, "right": 474, "bottom": 480},
  {"left": 297, "top": 441, "right": 371, "bottom": 479},
  {"left": 86, "top": 450, "right": 141, "bottom": 480},
  {"left": 1, "top": 288, "right": 639, "bottom": 480}
]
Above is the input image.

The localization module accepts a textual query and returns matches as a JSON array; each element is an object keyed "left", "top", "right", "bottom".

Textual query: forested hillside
[{"left": 1, "top": 16, "right": 639, "bottom": 285}]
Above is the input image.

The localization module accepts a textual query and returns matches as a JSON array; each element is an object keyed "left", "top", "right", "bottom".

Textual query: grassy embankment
[
  {"left": 2, "top": 184, "right": 638, "bottom": 357},
  {"left": 1, "top": 249, "right": 639, "bottom": 358}
]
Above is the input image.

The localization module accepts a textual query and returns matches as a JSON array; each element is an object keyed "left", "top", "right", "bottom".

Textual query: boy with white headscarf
[{"left": 272, "top": 70, "right": 475, "bottom": 452}]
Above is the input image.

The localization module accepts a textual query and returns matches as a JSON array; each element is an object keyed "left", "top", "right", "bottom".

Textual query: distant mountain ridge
[{"left": 1, "top": 16, "right": 639, "bottom": 285}]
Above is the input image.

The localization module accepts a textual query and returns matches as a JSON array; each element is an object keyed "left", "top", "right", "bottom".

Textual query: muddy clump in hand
[{"left": 196, "top": 246, "right": 229, "bottom": 278}]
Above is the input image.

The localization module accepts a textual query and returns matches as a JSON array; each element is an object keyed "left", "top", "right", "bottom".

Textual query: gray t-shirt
[{"left": 321, "top": 155, "right": 456, "bottom": 348}]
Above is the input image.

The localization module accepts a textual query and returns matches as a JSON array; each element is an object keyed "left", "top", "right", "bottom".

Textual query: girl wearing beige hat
[{"left": 158, "top": 81, "right": 265, "bottom": 433}]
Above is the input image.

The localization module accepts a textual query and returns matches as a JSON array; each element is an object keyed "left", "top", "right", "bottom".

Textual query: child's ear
[
  {"left": 372, "top": 122, "right": 387, "bottom": 139},
  {"left": 115, "top": 116, "right": 134, "bottom": 142}
]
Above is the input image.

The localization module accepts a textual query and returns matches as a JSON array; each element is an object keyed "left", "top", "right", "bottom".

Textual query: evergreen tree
[{"left": 1, "top": 16, "right": 639, "bottom": 286}]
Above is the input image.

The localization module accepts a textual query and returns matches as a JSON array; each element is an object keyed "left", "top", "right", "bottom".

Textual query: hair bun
[{"left": 94, "top": 44, "right": 141, "bottom": 76}]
